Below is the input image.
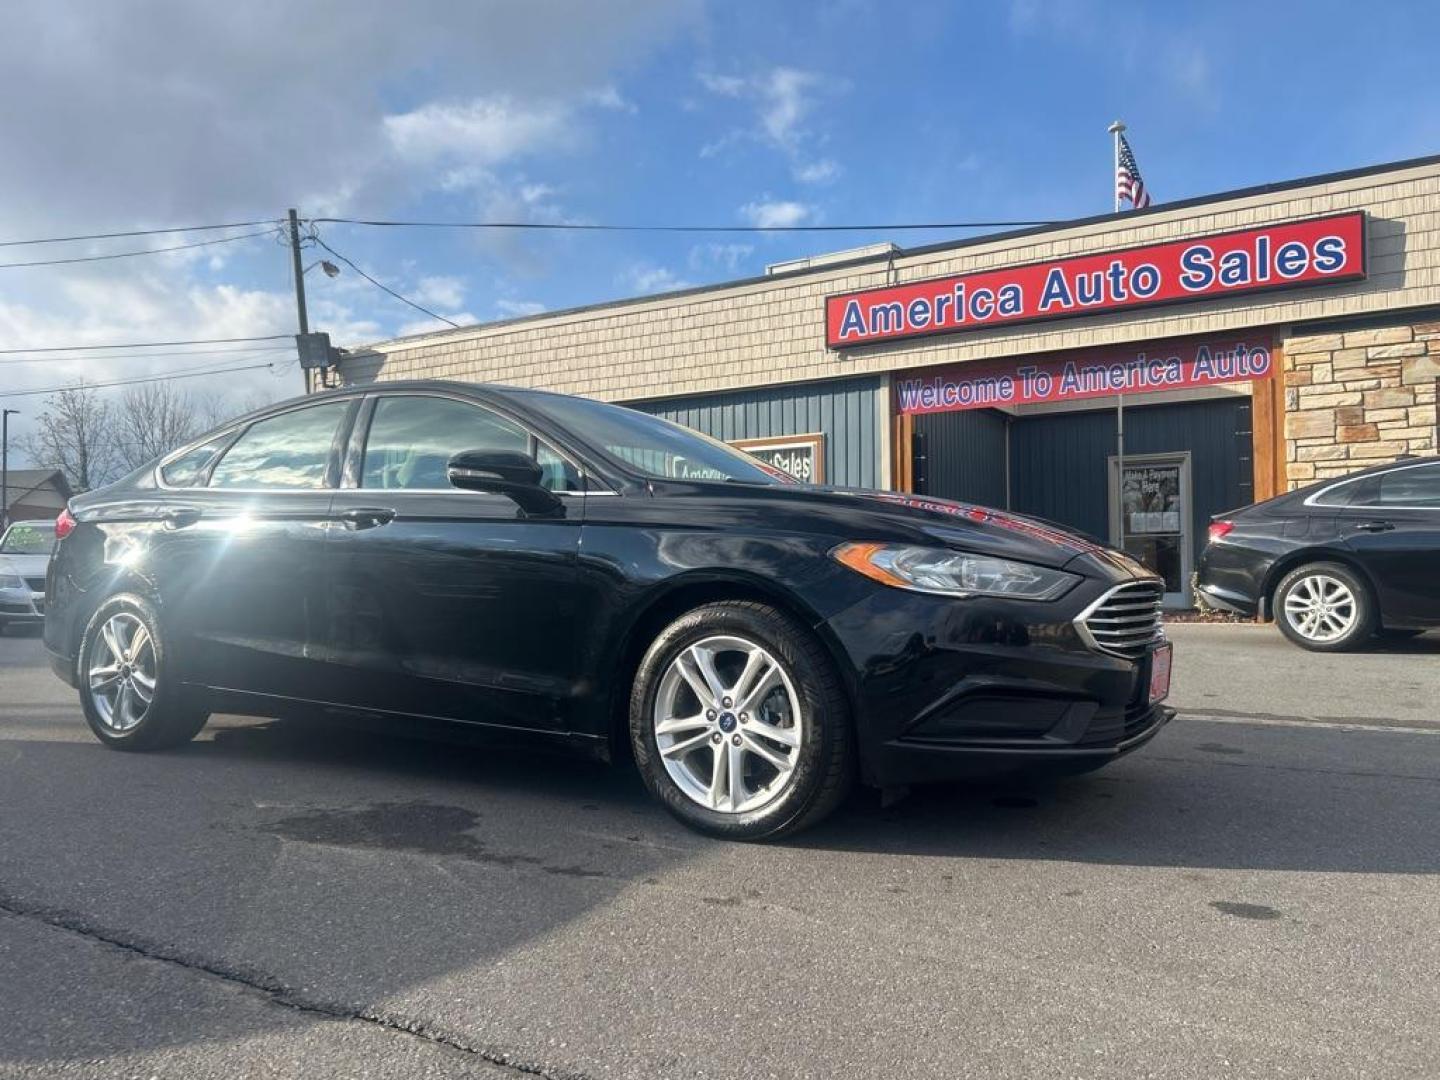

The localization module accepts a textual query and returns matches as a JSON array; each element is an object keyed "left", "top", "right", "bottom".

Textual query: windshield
[
  {"left": 520, "top": 392, "right": 795, "bottom": 485},
  {"left": 0, "top": 521, "right": 56, "bottom": 555}
]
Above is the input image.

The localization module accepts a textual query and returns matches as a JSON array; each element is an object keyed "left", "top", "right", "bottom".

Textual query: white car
[{"left": 0, "top": 519, "right": 56, "bottom": 632}]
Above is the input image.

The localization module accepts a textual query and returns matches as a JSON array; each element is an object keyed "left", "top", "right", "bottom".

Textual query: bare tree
[
  {"left": 194, "top": 387, "right": 281, "bottom": 430},
  {"left": 17, "top": 383, "right": 118, "bottom": 492},
  {"left": 112, "top": 382, "right": 206, "bottom": 473}
]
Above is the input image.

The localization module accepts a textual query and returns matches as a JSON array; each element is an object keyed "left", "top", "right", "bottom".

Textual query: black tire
[
  {"left": 77, "top": 593, "right": 208, "bottom": 751},
  {"left": 1273, "top": 562, "right": 1376, "bottom": 652},
  {"left": 630, "top": 601, "right": 854, "bottom": 841}
]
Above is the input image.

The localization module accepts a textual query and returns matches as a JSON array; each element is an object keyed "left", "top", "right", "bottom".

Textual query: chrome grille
[{"left": 1076, "top": 581, "right": 1164, "bottom": 660}]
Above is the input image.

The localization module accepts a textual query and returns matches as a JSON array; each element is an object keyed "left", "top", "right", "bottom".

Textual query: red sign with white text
[
  {"left": 894, "top": 332, "right": 1274, "bottom": 415},
  {"left": 827, "top": 212, "right": 1365, "bottom": 348}
]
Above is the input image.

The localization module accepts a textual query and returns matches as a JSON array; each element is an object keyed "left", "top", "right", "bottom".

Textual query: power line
[
  {"left": 0, "top": 219, "right": 284, "bottom": 249},
  {"left": 313, "top": 216, "right": 1057, "bottom": 234},
  {"left": 0, "top": 360, "right": 279, "bottom": 400},
  {"left": 0, "top": 345, "right": 293, "bottom": 368},
  {"left": 310, "top": 234, "right": 462, "bottom": 329},
  {"left": 0, "top": 334, "right": 291, "bottom": 356},
  {"left": 0, "top": 227, "right": 280, "bottom": 270}
]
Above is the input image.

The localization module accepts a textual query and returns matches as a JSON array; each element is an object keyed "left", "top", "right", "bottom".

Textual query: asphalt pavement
[{"left": 1, "top": 622, "right": 1437, "bottom": 1079}]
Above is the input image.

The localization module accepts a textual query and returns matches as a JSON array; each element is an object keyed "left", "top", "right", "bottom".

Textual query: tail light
[
  {"left": 55, "top": 507, "right": 77, "bottom": 539},
  {"left": 1207, "top": 520, "right": 1235, "bottom": 543}
]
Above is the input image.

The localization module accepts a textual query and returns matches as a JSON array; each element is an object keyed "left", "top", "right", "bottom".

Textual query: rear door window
[
  {"left": 208, "top": 402, "right": 348, "bottom": 489},
  {"left": 160, "top": 432, "right": 232, "bottom": 487},
  {"left": 1378, "top": 463, "right": 1440, "bottom": 508}
]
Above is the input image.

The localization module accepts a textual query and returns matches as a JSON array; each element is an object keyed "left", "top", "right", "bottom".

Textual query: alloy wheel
[
  {"left": 652, "top": 634, "right": 803, "bottom": 814},
  {"left": 1282, "top": 573, "right": 1357, "bottom": 643},
  {"left": 88, "top": 612, "right": 157, "bottom": 733}
]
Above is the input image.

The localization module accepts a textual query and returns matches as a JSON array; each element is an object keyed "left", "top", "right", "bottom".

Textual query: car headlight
[
  {"left": 0, "top": 573, "right": 23, "bottom": 590},
  {"left": 832, "top": 542, "right": 1079, "bottom": 601}
]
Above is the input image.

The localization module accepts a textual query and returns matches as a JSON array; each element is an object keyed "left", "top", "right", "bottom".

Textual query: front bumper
[
  {"left": 0, "top": 587, "right": 44, "bottom": 622},
  {"left": 823, "top": 577, "right": 1173, "bottom": 788},
  {"left": 868, "top": 701, "right": 1175, "bottom": 786}
]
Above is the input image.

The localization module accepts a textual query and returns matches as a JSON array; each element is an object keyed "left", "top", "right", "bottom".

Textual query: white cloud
[
  {"left": 495, "top": 298, "right": 548, "bottom": 318},
  {"left": 620, "top": 264, "right": 693, "bottom": 294},
  {"left": 757, "top": 68, "right": 824, "bottom": 149},
  {"left": 697, "top": 66, "right": 842, "bottom": 156},
  {"left": 738, "top": 200, "right": 813, "bottom": 229},
  {"left": 793, "top": 158, "right": 841, "bottom": 185},
  {"left": 412, "top": 276, "right": 467, "bottom": 311},
  {"left": 584, "top": 85, "right": 637, "bottom": 113},
  {"left": 383, "top": 97, "right": 573, "bottom": 166},
  {"left": 688, "top": 242, "right": 754, "bottom": 273},
  {"left": 696, "top": 73, "right": 747, "bottom": 97},
  {"left": 395, "top": 313, "right": 478, "bottom": 338}
]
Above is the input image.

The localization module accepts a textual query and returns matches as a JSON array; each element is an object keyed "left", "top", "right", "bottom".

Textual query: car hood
[
  {"left": 839, "top": 490, "right": 1151, "bottom": 576},
  {"left": 678, "top": 481, "right": 1154, "bottom": 579}
]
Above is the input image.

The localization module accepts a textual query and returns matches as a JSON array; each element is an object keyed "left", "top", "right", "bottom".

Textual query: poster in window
[
  {"left": 1123, "top": 464, "right": 1182, "bottom": 535},
  {"left": 730, "top": 434, "right": 826, "bottom": 484}
]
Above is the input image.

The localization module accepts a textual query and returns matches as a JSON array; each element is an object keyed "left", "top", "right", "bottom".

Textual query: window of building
[{"left": 208, "top": 403, "right": 348, "bottom": 489}]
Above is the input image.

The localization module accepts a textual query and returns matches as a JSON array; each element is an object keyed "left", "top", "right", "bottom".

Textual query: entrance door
[{"left": 1108, "top": 452, "right": 1192, "bottom": 608}]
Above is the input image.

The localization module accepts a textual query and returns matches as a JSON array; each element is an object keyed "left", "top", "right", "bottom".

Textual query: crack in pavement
[{"left": 0, "top": 889, "right": 593, "bottom": 1080}]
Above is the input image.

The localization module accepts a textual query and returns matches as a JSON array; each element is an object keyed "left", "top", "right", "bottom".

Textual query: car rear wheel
[
  {"left": 78, "top": 593, "right": 208, "bottom": 750},
  {"left": 630, "top": 601, "right": 853, "bottom": 840},
  {"left": 1273, "top": 562, "right": 1375, "bottom": 652}
]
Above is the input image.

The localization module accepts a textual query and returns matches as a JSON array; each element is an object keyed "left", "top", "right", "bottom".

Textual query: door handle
[
  {"left": 160, "top": 507, "right": 203, "bottom": 530},
  {"left": 1354, "top": 520, "right": 1395, "bottom": 533},
  {"left": 339, "top": 507, "right": 396, "bottom": 530}
]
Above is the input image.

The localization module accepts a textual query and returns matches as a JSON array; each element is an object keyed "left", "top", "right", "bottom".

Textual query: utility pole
[
  {"left": 287, "top": 208, "right": 310, "bottom": 394},
  {"left": 1, "top": 409, "right": 17, "bottom": 534}
]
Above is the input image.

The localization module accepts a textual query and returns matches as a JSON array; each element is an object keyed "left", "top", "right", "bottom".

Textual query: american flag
[{"left": 1115, "top": 133, "right": 1152, "bottom": 209}]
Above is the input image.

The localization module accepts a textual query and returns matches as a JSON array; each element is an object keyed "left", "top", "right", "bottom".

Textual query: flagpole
[
  {"left": 1108, "top": 120, "right": 1127, "bottom": 554},
  {"left": 1108, "top": 120, "right": 1125, "bottom": 212}
]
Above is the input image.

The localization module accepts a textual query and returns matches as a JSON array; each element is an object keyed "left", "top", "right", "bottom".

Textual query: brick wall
[{"left": 1282, "top": 322, "right": 1439, "bottom": 483}]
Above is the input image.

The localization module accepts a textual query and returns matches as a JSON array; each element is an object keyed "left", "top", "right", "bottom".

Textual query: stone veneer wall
[{"left": 1282, "top": 322, "right": 1439, "bottom": 485}]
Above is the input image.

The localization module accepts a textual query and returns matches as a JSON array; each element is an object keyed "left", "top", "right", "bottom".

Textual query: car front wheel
[
  {"left": 78, "top": 593, "right": 208, "bottom": 750},
  {"left": 1273, "top": 562, "right": 1375, "bottom": 652},
  {"left": 630, "top": 601, "right": 853, "bottom": 840}
]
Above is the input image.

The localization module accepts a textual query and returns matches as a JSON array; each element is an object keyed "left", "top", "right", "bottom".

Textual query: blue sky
[{"left": 2, "top": 0, "right": 1439, "bottom": 445}]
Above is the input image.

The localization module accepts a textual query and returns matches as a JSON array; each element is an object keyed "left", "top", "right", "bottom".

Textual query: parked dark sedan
[
  {"left": 1198, "top": 456, "right": 1440, "bottom": 650},
  {"left": 44, "top": 382, "right": 1172, "bottom": 838}
]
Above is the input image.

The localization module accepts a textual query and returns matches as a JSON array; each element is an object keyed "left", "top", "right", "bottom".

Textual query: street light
[
  {"left": 1, "top": 408, "right": 19, "bottom": 534},
  {"left": 304, "top": 259, "right": 341, "bottom": 278}
]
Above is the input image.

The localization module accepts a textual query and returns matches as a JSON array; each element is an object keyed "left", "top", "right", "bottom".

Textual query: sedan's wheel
[
  {"left": 78, "top": 593, "right": 208, "bottom": 750},
  {"left": 89, "top": 611, "right": 156, "bottom": 734},
  {"left": 654, "top": 635, "right": 803, "bottom": 814},
  {"left": 1274, "top": 562, "right": 1375, "bottom": 652},
  {"left": 631, "top": 601, "right": 853, "bottom": 840}
]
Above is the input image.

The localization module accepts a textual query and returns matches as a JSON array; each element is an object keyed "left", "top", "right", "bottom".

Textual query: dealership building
[{"left": 341, "top": 154, "right": 1440, "bottom": 607}]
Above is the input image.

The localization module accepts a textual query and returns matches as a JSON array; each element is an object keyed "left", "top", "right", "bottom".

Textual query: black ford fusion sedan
[
  {"left": 1198, "top": 456, "right": 1440, "bottom": 651},
  {"left": 44, "top": 381, "right": 1172, "bottom": 839}
]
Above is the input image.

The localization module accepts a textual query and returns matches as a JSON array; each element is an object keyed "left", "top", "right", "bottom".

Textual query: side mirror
[{"left": 446, "top": 449, "right": 563, "bottom": 516}]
